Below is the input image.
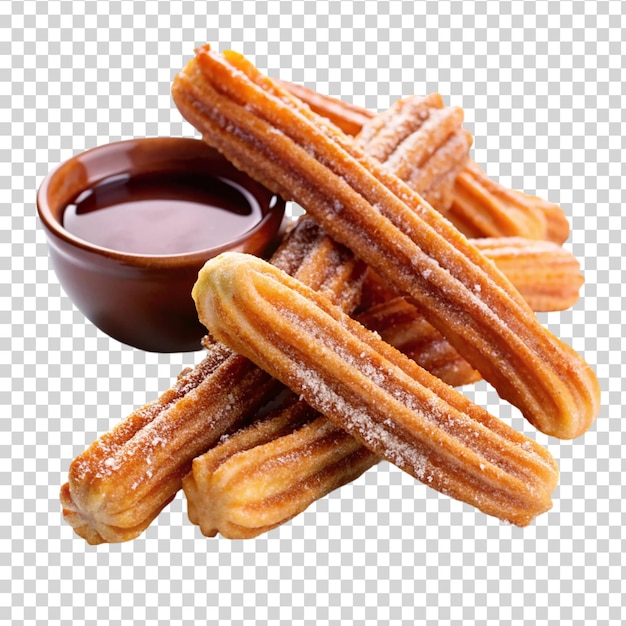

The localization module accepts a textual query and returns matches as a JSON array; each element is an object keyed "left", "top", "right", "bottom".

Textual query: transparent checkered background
[{"left": 2, "top": 0, "right": 624, "bottom": 624}]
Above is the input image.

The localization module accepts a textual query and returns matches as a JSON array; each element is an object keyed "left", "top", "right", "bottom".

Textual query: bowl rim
[{"left": 36, "top": 136, "right": 286, "bottom": 268}]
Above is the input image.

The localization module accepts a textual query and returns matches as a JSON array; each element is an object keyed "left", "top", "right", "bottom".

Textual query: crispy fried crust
[
  {"left": 60, "top": 49, "right": 593, "bottom": 543},
  {"left": 172, "top": 46, "right": 599, "bottom": 438},
  {"left": 183, "top": 396, "right": 379, "bottom": 538},
  {"left": 184, "top": 236, "right": 584, "bottom": 539},
  {"left": 193, "top": 253, "right": 560, "bottom": 527}
]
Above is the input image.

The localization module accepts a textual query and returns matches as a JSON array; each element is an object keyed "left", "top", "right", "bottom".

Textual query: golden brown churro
[
  {"left": 359, "top": 236, "right": 583, "bottom": 316},
  {"left": 184, "top": 235, "right": 584, "bottom": 538},
  {"left": 277, "top": 79, "right": 373, "bottom": 136},
  {"left": 183, "top": 396, "right": 379, "bottom": 538},
  {"left": 59, "top": 91, "right": 539, "bottom": 543},
  {"left": 354, "top": 93, "right": 472, "bottom": 212},
  {"left": 193, "top": 252, "right": 559, "bottom": 527},
  {"left": 357, "top": 236, "right": 583, "bottom": 386},
  {"left": 60, "top": 342, "right": 282, "bottom": 544},
  {"left": 172, "top": 46, "right": 599, "bottom": 439},
  {"left": 62, "top": 224, "right": 581, "bottom": 541},
  {"left": 472, "top": 237, "right": 583, "bottom": 312},
  {"left": 447, "top": 161, "right": 547, "bottom": 240}
]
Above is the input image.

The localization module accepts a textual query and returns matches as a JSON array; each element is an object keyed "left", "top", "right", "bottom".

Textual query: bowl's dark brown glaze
[{"left": 37, "top": 137, "right": 286, "bottom": 352}]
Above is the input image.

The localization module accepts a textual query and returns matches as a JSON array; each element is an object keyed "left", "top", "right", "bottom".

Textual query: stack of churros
[{"left": 60, "top": 45, "right": 599, "bottom": 543}]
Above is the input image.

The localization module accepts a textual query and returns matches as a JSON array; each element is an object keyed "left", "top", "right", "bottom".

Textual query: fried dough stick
[
  {"left": 184, "top": 236, "right": 582, "bottom": 538},
  {"left": 183, "top": 396, "right": 380, "bottom": 539},
  {"left": 61, "top": 54, "right": 588, "bottom": 542},
  {"left": 172, "top": 46, "right": 599, "bottom": 439},
  {"left": 192, "top": 253, "right": 560, "bottom": 527},
  {"left": 359, "top": 237, "right": 585, "bottom": 387}
]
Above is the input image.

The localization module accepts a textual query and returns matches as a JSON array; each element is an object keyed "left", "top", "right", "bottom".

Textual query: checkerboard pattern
[{"left": 3, "top": 1, "right": 625, "bottom": 624}]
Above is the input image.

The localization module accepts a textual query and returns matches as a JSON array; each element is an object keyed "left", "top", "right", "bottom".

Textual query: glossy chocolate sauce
[{"left": 63, "top": 170, "right": 262, "bottom": 255}]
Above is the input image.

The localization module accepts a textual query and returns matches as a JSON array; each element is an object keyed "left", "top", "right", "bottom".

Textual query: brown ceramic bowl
[{"left": 37, "top": 137, "right": 286, "bottom": 352}]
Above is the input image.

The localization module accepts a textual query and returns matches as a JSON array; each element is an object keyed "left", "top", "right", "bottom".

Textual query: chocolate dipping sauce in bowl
[{"left": 37, "top": 137, "right": 286, "bottom": 352}]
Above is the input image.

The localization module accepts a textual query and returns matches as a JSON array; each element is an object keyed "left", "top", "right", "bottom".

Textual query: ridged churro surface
[
  {"left": 172, "top": 46, "right": 600, "bottom": 438},
  {"left": 184, "top": 236, "right": 584, "bottom": 538},
  {"left": 354, "top": 93, "right": 472, "bottom": 212},
  {"left": 61, "top": 48, "right": 595, "bottom": 543},
  {"left": 472, "top": 237, "right": 583, "bottom": 312},
  {"left": 357, "top": 236, "right": 583, "bottom": 387},
  {"left": 184, "top": 396, "right": 379, "bottom": 538},
  {"left": 193, "top": 252, "right": 559, "bottom": 527}
]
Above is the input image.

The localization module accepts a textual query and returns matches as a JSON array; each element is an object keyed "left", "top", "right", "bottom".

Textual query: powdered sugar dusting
[{"left": 289, "top": 364, "right": 429, "bottom": 481}]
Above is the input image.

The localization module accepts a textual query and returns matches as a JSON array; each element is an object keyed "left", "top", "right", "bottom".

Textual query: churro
[
  {"left": 277, "top": 79, "right": 372, "bottom": 137},
  {"left": 359, "top": 236, "right": 584, "bottom": 316},
  {"left": 185, "top": 236, "right": 584, "bottom": 538},
  {"left": 58, "top": 89, "right": 501, "bottom": 543},
  {"left": 62, "top": 224, "right": 581, "bottom": 541},
  {"left": 183, "top": 232, "right": 582, "bottom": 539},
  {"left": 59, "top": 342, "right": 281, "bottom": 544},
  {"left": 172, "top": 46, "right": 599, "bottom": 438},
  {"left": 356, "top": 235, "right": 584, "bottom": 387},
  {"left": 193, "top": 252, "right": 559, "bottom": 527},
  {"left": 183, "top": 396, "right": 379, "bottom": 538},
  {"left": 472, "top": 237, "right": 583, "bottom": 312},
  {"left": 354, "top": 92, "right": 472, "bottom": 212}
]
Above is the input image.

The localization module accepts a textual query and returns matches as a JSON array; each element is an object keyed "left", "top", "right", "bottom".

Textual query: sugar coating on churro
[
  {"left": 172, "top": 46, "right": 599, "bottom": 439},
  {"left": 193, "top": 252, "right": 559, "bottom": 527},
  {"left": 183, "top": 397, "right": 379, "bottom": 539}
]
